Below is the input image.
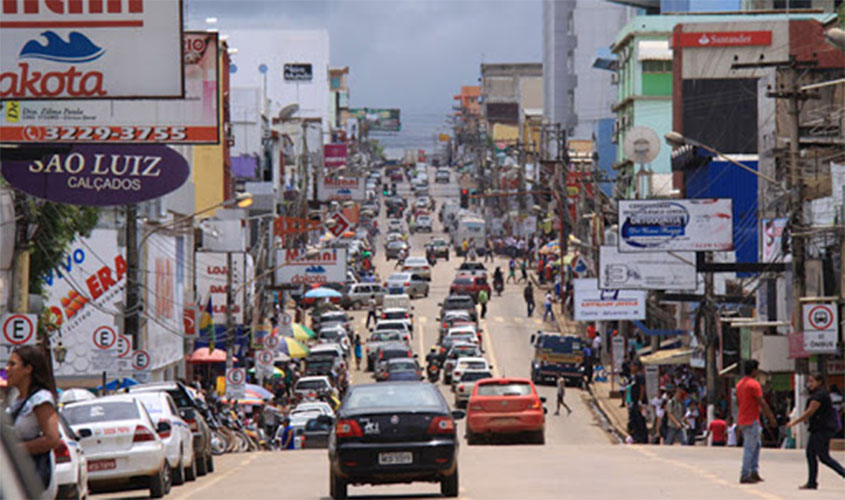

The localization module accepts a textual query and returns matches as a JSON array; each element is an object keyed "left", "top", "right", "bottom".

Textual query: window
[{"left": 642, "top": 60, "right": 672, "bottom": 73}]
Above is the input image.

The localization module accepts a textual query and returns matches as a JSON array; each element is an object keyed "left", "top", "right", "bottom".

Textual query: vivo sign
[
  {"left": 0, "top": 0, "right": 183, "bottom": 99},
  {"left": 0, "top": 144, "right": 190, "bottom": 206}
]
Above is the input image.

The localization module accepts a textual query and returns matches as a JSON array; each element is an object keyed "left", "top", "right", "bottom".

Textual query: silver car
[
  {"left": 384, "top": 272, "right": 429, "bottom": 298},
  {"left": 454, "top": 369, "right": 494, "bottom": 408},
  {"left": 384, "top": 240, "right": 409, "bottom": 260}
]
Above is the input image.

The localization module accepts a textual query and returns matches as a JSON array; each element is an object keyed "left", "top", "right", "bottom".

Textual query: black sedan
[{"left": 328, "top": 382, "right": 464, "bottom": 499}]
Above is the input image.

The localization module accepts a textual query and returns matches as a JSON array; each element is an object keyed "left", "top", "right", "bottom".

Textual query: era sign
[
  {"left": 0, "top": 0, "right": 183, "bottom": 99},
  {"left": 1, "top": 144, "right": 190, "bottom": 206}
]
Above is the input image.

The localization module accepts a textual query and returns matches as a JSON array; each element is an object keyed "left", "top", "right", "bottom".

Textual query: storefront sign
[
  {"left": 618, "top": 199, "right": 733, "bottom": 252},
  {"left": 0, "top": 0, "right": 183, "bottom": 99},
  {"left": 274, "top": 248, "right": 347, "bottom": 287},
  {"left": 317, "top": 177, "right": 365, "bottom": 201},
  {"left": 195, "top": 252, "right": 245, "bottom": 325},
  {"left": 678, "top": 31, "right": 772, "bottom": 48},
  {"left": 0, "top": 144, "right": 190, "bottom": 206},
  {"left": 324, "top": 143, "right": 347, "bottom": 168},
  {"left": 573, "top": 278, "right": 647, "bottom": 321},
  {"left": 599, "top": 246, "right": 696, "bottom": 290},
  {"left": 1, "top": 32, "right": 219, "bottom": 144},
  {"left": 283, "top": 63, "right": 312, "bottom": 81},
  {"left": 803, "top": 302, "right": 839, "bottom": 354}
]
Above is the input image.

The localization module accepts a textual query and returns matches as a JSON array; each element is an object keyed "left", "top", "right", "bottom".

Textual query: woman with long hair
[{"left": 5, "top": 345, "right": 60, "bottom": 499}]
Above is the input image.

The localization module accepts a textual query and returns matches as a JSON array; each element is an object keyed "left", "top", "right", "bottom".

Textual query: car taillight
[
  {"left": 133, "top": 425, "right": 156, "bottom": 443},
  {"left": 404, "top": 313, "right": 409, "bottom": 318},
  {"left": 428, "top": 416, "right": 455, "bottom": 434},
  {"left": 366, "top": 346, "right": 370, "bottom": 352},
  {"left": 458, "top": 385, "right": 465, "bottom": 392},
  {"left": 157, "top": 419, "right": 171, "bottom": 438},
  {"left": 442, "top": 322, "right": 448, "bottom": 329},
  {"left": 407, "top": 350, "right": 413, "bottom": 357},
  {"left": 54, "top": 442, "right": 71, "bottom": 464},
  {"left": 382, "top": 313, "right": 387, "bottom": 318},
  {"left": 440, "top": 347, "right": 445, "bottom": 354},
  {"left": 531, "top": 400, "right": 542, "bottom": 410},
  {"left": 404, "top": 282, "right": 410, "bottom": 287},
  {"left": 378, "top": 351, "right": 384, "bottom": 359},
  {"left": 185, "top": 417, "right": 199, "bottom": 432},
  {"left": 336, "top": 419, "right": 363, "bottom": 438}
]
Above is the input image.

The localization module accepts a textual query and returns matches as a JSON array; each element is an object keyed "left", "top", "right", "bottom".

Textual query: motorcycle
[
  {"left": 494, "top": 277, "right": 504, "bottom": 296},
  {"left": 427, "top": 363, "right": 440, "bottom": 383}
]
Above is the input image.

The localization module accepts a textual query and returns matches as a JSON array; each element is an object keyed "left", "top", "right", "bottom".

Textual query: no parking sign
[
  {"left": 256, "top": 350, "right": 274, "bottom": 377},
  {"left": 0, "top": 313, "right": 37, "bottom": 362},
  {"left": 226, "top": 368, "right": 246, "bottom": 399}
]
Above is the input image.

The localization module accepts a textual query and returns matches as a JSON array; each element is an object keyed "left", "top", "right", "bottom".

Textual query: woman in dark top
[{"left": 786, "top": 372, "right": 845, "bottom": 490}]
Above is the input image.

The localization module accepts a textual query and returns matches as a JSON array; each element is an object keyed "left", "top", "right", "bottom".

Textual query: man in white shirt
[
  {"left": 592, "top": 333, "right": 602, "bottom": 361},
  {"left": 543, "top": 292, "right": 555, "bottom": 322}
]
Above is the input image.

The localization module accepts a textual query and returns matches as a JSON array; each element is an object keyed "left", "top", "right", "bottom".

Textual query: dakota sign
[
  {"left": 0, "top": 32, "right": 219, "bottom": 144},
  {"left": 274, "top": 248, "right": 347, "bottom": 287},
  {"left": 0, "top": 0, "right": 183, "bottom": 99},
  {"left": 317, "top": 177, "right": 365, "bottom": 202},
  {"left": 0, "top": 144, "right": 190, "bottom": 206},
  {"left": 678, "top": 31, "right": 772, "bottom": 48},
  {"left": 618, "top": 199, "right": 733, "bottom": 252}
]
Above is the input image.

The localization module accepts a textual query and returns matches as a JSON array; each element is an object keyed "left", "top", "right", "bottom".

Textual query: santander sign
[
  {"left": 678, "top": 31, "right": 772, "bottom": 48},
  {"left": 0, "top": 0, "right": 183, "bottom": 100}
]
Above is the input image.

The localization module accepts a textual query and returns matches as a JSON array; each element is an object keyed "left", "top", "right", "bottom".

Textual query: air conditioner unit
[{"left": 610, "top": 73, "right": 619, "bottom": 85}]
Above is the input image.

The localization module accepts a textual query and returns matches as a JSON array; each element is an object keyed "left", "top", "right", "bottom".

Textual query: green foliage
[{"left": 25, "top": 200, "right": 100, "bottom": 295}]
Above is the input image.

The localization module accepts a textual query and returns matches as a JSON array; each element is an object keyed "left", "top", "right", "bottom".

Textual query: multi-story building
[{"left": 480, "top": 63, "right": 543, "bottom": 146}]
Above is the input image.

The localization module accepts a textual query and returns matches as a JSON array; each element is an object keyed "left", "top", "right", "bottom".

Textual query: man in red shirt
[
  {"left": 706, "top": 412, "right": 728, "bottom": 446},
  {"left": 736, "top": 360, "right": 777, "bottom": 484}
]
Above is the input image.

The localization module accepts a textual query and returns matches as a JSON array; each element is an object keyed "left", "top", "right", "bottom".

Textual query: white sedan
[
  {"left": 132, "top": 391, "right": 197, "bottom": 485},
  {"left": 63, "top": 395, "right": 171, "bottom": 498},
  {"left": 55, "top": 414, "right": 89, "bottom": 500}
]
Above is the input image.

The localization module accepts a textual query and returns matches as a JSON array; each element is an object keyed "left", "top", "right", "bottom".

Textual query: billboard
[
  {"left": 0, "top": 143, "right": 190, "bottom": 206},
  {"left": 324, "top": 143, "right": 347, "bottom": 168},
  {"left": 317, "top": 177, "right": 365, "bottom": 202},
  {"left": 573, "top": 278, "right": 647, "bottom": 321},
  {"left": 42, "top": 229, "right": 124, "bottom": 377},
  {"left": 0, "top": 0, "right": 183, "bottom": 100},
  {"left": 274, "top": 248, "right": 347, "bottom": 287},
  {"left": 618, "top": 199, "right": 733, "bottom": 252},
  {"left": 760, "top": 218, "right": 789, "bottom": 263},
  {"left": 195, "top": 252, "right": 245, "bottom": 325},
  {"left": 1, "top": 32, "right": 219, "bottom": 144},
  {"left": 143, "top": 233, "right": 183, "bottom": 371},
  {"left": 599, "top": 246, "right": 697, "bottom": 290},
  {"left": 349, "top": 108, "right": 401, "bottom": 132}
]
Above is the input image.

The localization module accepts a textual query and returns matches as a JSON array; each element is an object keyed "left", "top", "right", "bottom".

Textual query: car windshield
[
  {"left": 452, "top": 278, "right": 472, "bottom": 285},
  {"left": 371, "top": 331, "right": 402, "bottom": 341},
  {"left": 297, "top": 380, "right": 327, "bottom": 391},
  {"left": 389, "top": 273, "right": 410, "bottom": 281},
  {"left": 384, "top": 311, "right": 408, "bottom": 319},
  {"left": 382, "top": 348, "right": 411, "bottom": 360},
  {"left": 477, "top": 382, "right": 533, "bottom": 397},
  {"left": 320, "top": 329, "right": 341, "bottom": 340},
  {"left": 389, "top": 360, "right": 417, "bottom": 371},
  {"left": 462, "top": 361, "right": 488, "bottom": 370},
  {"left": 344, "top": 384, "right": 442, "bottom": 410},
  {"left": 305, "top": 418, "right": 331, "bottom": 432},
  {"left": 64, "top": 401, "right": 140, "bottom": 424},
  {"left": 461, "top": 371, "right": 493, "bottom": 382},
  {"left": 445, "top": 298, "right": 473, "bottom": 308}
]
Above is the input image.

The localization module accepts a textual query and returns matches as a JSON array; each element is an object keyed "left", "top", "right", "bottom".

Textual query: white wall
[{"left": 226, "top": 30, "right": 330, "bottom": 139}]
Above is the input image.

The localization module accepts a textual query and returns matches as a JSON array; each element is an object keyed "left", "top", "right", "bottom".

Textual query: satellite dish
[
  {"left": 623, "top": 126, "right": 660, "bottom": 164},
  {"left": 277, "top": 103, "right": 299, "bottom": 121}
]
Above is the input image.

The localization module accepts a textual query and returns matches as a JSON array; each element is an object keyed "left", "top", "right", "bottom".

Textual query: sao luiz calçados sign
[{"left": 0, "top": 144, "right": 189, "bottom": 206}]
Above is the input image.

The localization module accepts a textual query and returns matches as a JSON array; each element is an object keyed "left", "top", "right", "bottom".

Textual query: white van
[{"left": 453, "top": 215, "right": 486, "bottom": 254}]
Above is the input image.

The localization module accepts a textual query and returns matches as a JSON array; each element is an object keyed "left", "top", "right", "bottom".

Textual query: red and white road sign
[
  {"left": 183, "top": 306, "right": 197, "bottom": 336},
  {"left": 132, "top": 350, "right": 151, "bottom": 371},
  {"left": 225, "top": 367, "right": 246, "bottom": 399},
  {"left": 2, "top": 313, "right": 37, "bottom": 346},
  {"left": 803, "top": 302, "right": 839, "bottom": 354},
  {"left": 92, "top": 326, "right": 117, "bottom": 350},
  {"left": 257, "top": 350, "right": 274, "bottom": 366},
  {"left": 265, "top": 335, "right": 280, "bottom": 350},
  {"left": 328, "top": 212, "right": 351, "bottom": 238},
  {"left": 116, "top": 335, "right": 132, "bottom": 359},
  {"left": 280, "top": 312, "right": 292, "bottom": 328}
]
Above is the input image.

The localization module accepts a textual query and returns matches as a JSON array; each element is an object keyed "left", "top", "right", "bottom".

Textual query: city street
[{"left": 91, "top": 170, "right": 845, "bottom": 500}]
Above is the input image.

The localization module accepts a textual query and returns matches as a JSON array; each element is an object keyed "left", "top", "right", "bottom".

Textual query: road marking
[
  {"left": 171, "top": 453, "right": 260, "bottom": 500},
  {"left": 631, "top": 447, "right": 785, "bottom": 500},
  {"left": 478, "top": 317, "right": 500, "bottom": 378}
]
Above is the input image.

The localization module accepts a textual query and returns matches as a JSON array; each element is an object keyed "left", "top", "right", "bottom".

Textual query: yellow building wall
[{"left": 192, "top": 143, "right": 224, "bottom": 217}]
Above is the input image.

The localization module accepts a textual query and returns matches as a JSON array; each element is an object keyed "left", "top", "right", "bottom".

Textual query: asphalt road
[{"left": 92, "top": 168, "right": 845, "bottom": 499}]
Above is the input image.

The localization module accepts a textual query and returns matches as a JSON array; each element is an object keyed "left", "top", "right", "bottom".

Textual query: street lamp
[{"left": 664, "top": 131, "right": 782, "bottom": 187}]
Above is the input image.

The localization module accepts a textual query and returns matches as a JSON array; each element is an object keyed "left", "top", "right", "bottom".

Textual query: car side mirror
[
  {"left": 76, "top": 428, "right": 93, "bottom": 439},
  {"left": 539, "top": 396, "right": 547, "bottom": 404},
  {"left": 180, "top": 408, "right": 196, "bottom": 421},
  {"left": 413, "top": 354, "right": 419, "bottom": 358},
  {"left": 437, "top": 303, "right": 442, "bottom": 307},
  {"left": 451, "top": 410, "right": 466, "bottom": 420},
  {"left": 544, "top": 407, "right": 548, "bottom": 415},
  {"left": 156, "top": 421, "right": 172, "bottom": 435}
]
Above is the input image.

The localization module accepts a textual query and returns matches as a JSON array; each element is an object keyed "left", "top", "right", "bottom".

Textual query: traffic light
[
  {"left": 383, "top": 186, "right": 389, "bottom": 196},
  {"left": 460, "top": 189, "right": 469, "bottom": 208}
]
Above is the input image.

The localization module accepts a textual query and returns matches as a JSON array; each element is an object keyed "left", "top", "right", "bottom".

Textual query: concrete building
[
  {"left": 329, "top": 66, "right": 350, "bottom": 138},
  {"left": 480, "top": 63, "right": 543, "bottom": 144}
]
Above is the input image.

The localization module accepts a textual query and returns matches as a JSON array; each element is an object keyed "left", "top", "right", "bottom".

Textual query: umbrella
[
  {"left": 221, "top": 395, "right": 265, "bottom": 405},
  {"left": 304, "top": 287, "right": 342, "bottom": 299},
  {"left": 58, "top": 388, "right": 96, "bottom": 405},
  {"left": 187, "top": 347, "right": 235, "bottom": 364},
  {"left": 292, "top": 323, "right": 316, "bottom": 341},
  {"left": 245, "top": 384, "right": 274, "bottom": 399},
  {"left": 277, "top": 336, "right": 310, "bottom": 358},
  {"left": 248, "top": 366, "right": 284, "bottom": 378}
]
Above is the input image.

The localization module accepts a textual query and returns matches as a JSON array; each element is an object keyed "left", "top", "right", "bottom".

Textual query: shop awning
[{"left": 640, "top": 348, "right": 692, "bottom": 366}]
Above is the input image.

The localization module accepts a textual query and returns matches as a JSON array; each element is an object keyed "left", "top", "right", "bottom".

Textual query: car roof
[
  {"left": 297, "top": 376, "right": 331, "bottom": 383},
  {"left": 387, "top": 357, "right": 417, "bottom": 364},
  {"left": 456, "top": 357, "right": 487, "bottom": 364},
  {"left": 65, "top": 394, "right": 139, "bottom": 407},
  {"left": 127, "top": 382, "right": 182, "bottom": 391},
  {"left": 383, "top": 307, "right": 410, "bottom": 313},
  {"left": 310, "top": 344, "right": 342, "bottom": 352},
  {"left": 444, "top": 310, "right": 471, "bottom": 318},
  {"left": 444, "top": 294, "right": 473, "bottom": 302},
  {"left": 378, "top": 341, "right": 410, "bottom": 350}
]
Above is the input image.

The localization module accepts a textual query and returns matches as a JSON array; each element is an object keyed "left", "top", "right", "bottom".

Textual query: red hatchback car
[{"left": 465, "top": 378, "right": 546, "bottom": 444}]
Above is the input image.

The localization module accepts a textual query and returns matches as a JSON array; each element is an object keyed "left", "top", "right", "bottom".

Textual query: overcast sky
[{"left": 187, "top": 0, "right": 543, "bottom": 148}]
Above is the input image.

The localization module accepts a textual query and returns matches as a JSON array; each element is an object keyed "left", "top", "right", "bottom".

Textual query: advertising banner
[
  {"left": 760, "top": 218, "right": 789, "bottom": 263},
  {"left": 274, "top": 248, "right": 347, "bottom": 287},
  {"left": 43, "top": 229, "right": 125, "bottom": 377},
  {"left": 0, "top": 0, "right": 183, "bottom": 99},
  {"left": 143, "top": 234, "right": 183, "bottom": 370},
  {"left": 573, "top": 278, "right": 647, "bottom": 321},
  {"left": 0, "top": 143, "right": 190, "bottom": 206},
  {"left": 323, "top": 143, "right": 347, "bottom": 168},
  {"left": 349, "top": 108, "right": 401, "bottom": 132},
  {"left": 618, "top": 199, "right": 733, "bottom": 252},
  {"left": 317, "top": 177, "right": 365, "bottom": 202},
  {"left": 195, "top": 252, "right": 245, "bottom": 325},
  {"left": 599, "top": 246, "right": 696, "bottom": 290},
  {"left": 803, "top": 302, "right": 839, "bottom": 354},
  {"left": 1, "top": 32, "right": 219, "bottom": 144}
]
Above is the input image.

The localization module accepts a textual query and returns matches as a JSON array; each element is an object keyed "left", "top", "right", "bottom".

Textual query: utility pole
[
  {"left": 703, "top": 252, "right": 717, "bottom": 407},
  {"left": 125, "top": 204, "right": 140, "bottom": 349},
  {"left": 225, "top": 251, "right": 234, "bottom": 373}
]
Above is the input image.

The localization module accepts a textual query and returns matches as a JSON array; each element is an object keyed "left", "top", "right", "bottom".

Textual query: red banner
[{"left": 678, "top": 31, "right": 772, "bottom": 48}]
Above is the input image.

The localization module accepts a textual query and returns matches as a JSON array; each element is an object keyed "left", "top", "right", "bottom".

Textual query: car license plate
[
  {"left": 88, "top": 459, "right": 116, "bottom": 472},
  {"left": 378, "top": 451, "right": 413, "bottom": 465}
]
